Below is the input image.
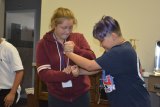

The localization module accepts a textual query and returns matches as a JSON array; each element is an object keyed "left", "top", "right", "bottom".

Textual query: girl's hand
[
  {"left": 64, "top": 41, "right": 75, "bottom": 52},
  {"left": 71, "top": 65, "right": 79, "bottom": 77}
]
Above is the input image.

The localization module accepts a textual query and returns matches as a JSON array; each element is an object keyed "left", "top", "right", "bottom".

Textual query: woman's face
[{"left": 54, "top": 19, "right": 73, "bottom": 40}]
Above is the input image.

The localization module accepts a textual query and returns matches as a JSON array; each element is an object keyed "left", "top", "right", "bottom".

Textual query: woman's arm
[
  {"left": 73, "top": 33, "right": 96, "bottom": 60},
  {"left": 36, "top": 41, "right": 75, "bottom": 83},
  {"left": 63, "top": 65, "right": 101, "bottom": 76},
  {"left": 64, "top": 41, "right": 101, "bottom": 71},
  {"left": 79, "top": 68, "right": 101, "bottom": 75},
  {"left": 65, "top": 51, "right": 101, "bottom": 71}
]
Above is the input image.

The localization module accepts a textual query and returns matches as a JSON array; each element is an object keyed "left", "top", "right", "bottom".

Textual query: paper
[{"left": 62, "top": 80, "right": 72, "bottom": 88}]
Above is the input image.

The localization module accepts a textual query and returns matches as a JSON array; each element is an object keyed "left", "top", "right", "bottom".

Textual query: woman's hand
[
  {"left": 71, "top": 65, "right": 79, "bottom": 77},
  {"left": 62, "top": 66, "right": 72, "bottom": 74},
  {"left": 63, "top": 65, "right": 80, "bottom": 77},
  {"left": 64, "top": 41, "right": 75, "bottom": 53}
]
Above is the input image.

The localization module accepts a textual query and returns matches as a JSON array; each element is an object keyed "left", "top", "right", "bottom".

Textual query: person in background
[
  {"left": 0, "top": 38, "right": 24, "bottom": 107},
  {"left": 36, "top": 7, "right": 96, "bottom": 107},
  {"left": 64, "top": 16, "right": 151, "bottom": 107}
]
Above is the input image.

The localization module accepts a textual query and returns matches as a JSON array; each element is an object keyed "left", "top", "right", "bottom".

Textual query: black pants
[
  {"left": 0, "top": 89, "right": 18, "bottom": 107},
  {"left": 48, "top": 91, "right": 90, "bottom": 107}
]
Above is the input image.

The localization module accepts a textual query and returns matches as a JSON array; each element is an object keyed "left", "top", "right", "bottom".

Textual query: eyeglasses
[{"left": 59, "top": 26, "right": 73, "bottom": 31}]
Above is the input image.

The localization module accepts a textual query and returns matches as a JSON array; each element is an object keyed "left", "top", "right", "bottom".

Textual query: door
[{"left": 5, "top": 10, "right": 36, "bottom": 98}]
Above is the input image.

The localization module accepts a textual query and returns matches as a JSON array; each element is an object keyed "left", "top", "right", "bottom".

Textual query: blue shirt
[{"left": 96, "top": 41, "right": 151, "bottom": 107}]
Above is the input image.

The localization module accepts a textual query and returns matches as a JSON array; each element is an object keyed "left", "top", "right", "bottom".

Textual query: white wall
[
  {"left": 0, "top": 0, "right": 4, "bottom": 37},
  {"left": 40, "top": 0, "right": 160, "bottom": 73}
]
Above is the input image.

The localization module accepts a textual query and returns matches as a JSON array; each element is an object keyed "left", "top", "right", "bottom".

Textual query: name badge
[{"left": 62, "top": 80, "right": 72, "bottom": 88}]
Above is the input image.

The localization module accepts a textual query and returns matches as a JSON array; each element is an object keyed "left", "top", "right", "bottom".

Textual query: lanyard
[{"left": 53, "top": 33, "right": 69, "bottom": 71}]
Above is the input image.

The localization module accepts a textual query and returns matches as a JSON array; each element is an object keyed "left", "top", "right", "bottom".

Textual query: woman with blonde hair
[{"left": 36, "top": 7, "right": 95, "bottom": 107}]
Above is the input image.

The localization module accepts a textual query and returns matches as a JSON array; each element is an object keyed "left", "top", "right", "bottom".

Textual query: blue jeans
[{"left": 48, "top": 91, "right": 90, "bottom": 107}]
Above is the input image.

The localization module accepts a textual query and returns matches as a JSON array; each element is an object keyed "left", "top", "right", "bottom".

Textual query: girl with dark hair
[{"left": 64, "top": 16, "right": 151, "bottom": 107}]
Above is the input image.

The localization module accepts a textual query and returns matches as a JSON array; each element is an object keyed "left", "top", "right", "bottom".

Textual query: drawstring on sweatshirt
[{"left": 53, "top": 33, "right": 69, "bottom": 71}]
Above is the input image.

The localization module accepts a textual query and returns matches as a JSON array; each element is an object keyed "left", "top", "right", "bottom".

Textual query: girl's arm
[{"left": 79, "top": 68, "right": 101, "bottom": 75}]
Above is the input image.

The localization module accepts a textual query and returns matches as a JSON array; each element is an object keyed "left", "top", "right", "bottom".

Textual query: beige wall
[
  {"left": 40, "top": 0, "right": 160, "bottom": 73},
  {"left": 0, "top": 0, "right": 4, "bottom": 37}
]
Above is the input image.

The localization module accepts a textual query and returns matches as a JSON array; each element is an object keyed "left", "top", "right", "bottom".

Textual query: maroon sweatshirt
[{"left": 36, "top": 31, "right": 96, "bottom": 102}]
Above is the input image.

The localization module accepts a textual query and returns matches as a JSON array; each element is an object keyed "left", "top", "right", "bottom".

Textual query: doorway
[{"left": 5, "top": 10, "right": 36, "bottom": 98}]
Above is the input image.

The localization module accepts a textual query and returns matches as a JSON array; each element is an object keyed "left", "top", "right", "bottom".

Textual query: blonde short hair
[{"left": 50, "top": 7, "right": 77, "bottom": 29}]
